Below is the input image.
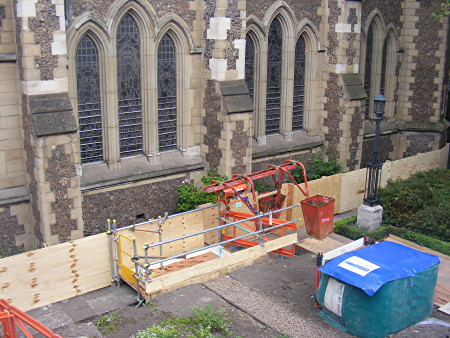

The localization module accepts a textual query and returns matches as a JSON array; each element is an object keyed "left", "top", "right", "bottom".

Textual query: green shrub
[
  {"left": 334, "top": 216, "right": 450, "bottom": 256},
  {"left": 379, "top": 169, "right": 450, "bottom": 241},
  {"left": 95, "top": 311, "right": 122, "bottom": 334},
  {"left": 133, "top": 305, "right": 232, "bottom": 338},
  {"left": 177, "top": 170, "right": 228, "bottom": 212},
  {"left": 292, "top": 150, "right": 341, "bottom": 183},
  {"left": 253, "top": 181, "right": 275, "bottom": 193}
]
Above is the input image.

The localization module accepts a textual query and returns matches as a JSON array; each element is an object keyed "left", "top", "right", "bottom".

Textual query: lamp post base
[{"left": 357, "top": 204, "right": 383, "bottom": 230}]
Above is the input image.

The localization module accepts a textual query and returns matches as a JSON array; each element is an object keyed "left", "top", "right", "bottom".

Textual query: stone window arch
[
  {"left": 157, "top": 34, "right": 177, "bottom": 152},
  {"left": 76, "top": 34, "right": 103, "bottom": 163},
  {"left": 245, "top": 34, "right": 255, "bottom": 101},
  {"left": 247, "top": 9, "right": 322, "bottom": 147},
  {"left": 244, "top": 24, "right": 264, "bottom": 142},
  {"left": 116, "top": 13, "right": 143, "bottom": 157},
  {"left": 382, "top": 29, "right": 399, "bottom": 119},
  {"left": 266, "top": 17, "right": 284, "bottom": 135},
  {"left": 293, "top": 35, "right": 306, "bottom": 131},
  {"left": 69, "top": 7, "right": 196, "bottom": 173},
  {"left": 362, "top": 15, "right": 384, "bottom": 119}
]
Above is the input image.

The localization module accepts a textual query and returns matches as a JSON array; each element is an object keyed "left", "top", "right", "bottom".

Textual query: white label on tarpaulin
[
  {"left": 324, "top": 278, "right": 345, "bottom": 316},
  {"left": 338, "top": 256, "right": 380, "bottom": 277}
]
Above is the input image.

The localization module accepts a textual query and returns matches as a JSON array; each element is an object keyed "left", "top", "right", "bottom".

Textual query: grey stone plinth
[{"left": 357, "top": 204, "right": 383, "bottom": 230}]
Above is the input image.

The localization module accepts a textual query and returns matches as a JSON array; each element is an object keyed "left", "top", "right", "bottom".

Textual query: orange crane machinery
[
  {"left": 202, "top": 160, "right": 310, "bottom": 257},
  {"left": 0, "top": 299, "right": 61, "bottom": 338}
]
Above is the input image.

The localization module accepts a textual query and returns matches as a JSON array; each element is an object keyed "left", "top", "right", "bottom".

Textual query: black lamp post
[{"left": 363, "top": 93, "right": 386, "bottom": 207}]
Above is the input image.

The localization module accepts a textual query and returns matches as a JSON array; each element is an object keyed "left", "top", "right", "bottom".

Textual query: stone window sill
[
  {"left": 0, "top": 186, "right": 29, "bottom": 206},
  {"left": 252, "top": 131, "right": 323, "bottom": 159},
  {"left": 80, "top": 149, "right": 204, "bottom": 191}
]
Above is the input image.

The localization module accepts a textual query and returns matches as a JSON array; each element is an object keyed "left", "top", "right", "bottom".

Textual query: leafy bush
[
  {"left": 334, "top": 216, "right": 450, "bottom": 256},
  {"left": 133, "top": 305, "right": 232, "bottom": 338},
  {"left": 379, "top": 169, "right": 450, "bottom": 241},
  {"left": 177, "top": 170, "right": 228, "bottom": 212},
  {"left": 253, "top": 180, "right": 275, "bottom": 193},
  {"left": 292, "top": 150, "right": 341, "bottom": 183},
  {"left": 96, "top": 311, "right": 122, "bottom": 334}
]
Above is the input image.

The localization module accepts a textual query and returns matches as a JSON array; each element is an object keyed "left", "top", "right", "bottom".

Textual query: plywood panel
[
  {"left": 339, "top": 168, "right": 366, "bottom": 213},
  {"left": 182, "top": 212, "right": 205, "bottom": 253},
  {"left": 201, "top": 205, "right": 219, "bottom": 245},
  {"left": 389, "top": 149, "right": 441, "bottom": 182},
  {"left": 316, "top": 174, "right": 341, "bottom": 214},
  {"left": 0, "top": 233, "right": 111, "bottom": 312}
]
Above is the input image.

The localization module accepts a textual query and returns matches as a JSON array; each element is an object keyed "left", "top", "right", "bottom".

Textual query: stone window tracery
[
  {"left": 293, "top": 35, "right": 306, "bottom": 130},
  {"left": 157, "top": 34, "right": 177, "bottom": 152},
  {"left": 245, "top": 35, "right": 255, "bottom": 101},
  {"left": 117, "top": 14, "right": 143, "bottom": 157},
  {"left": 266, "top": 17, "right": 282, "bottom": 134},
  {"left": 364, "top": 24, "right": 374, "bottom": 119},
  {"left": 76, "top": 35, "right": 103, "bottom": 163}
]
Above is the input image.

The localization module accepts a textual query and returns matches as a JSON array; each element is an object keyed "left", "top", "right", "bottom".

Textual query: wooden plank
[
  {"left": 298, "top": 237, "right": 345, "bottom": 254},
  {"left": 317, "top": 174, "right": 341, "bottom": 214},
  {"left": 439, "top": 301, "right": 450, "bottom": 315},
  {"left": 145, "top": 233, "right": 297, "bottom": 294},
  {"left": 0, "top": 233, "right": 111, "bottom": 312},
  {"left": 385, "top": 235, "right": 450, "bottom": 260},
  {"left": 202, "top": 205, "right": 219, "bottom": 245},
  {"left": 435, "top": 284, "right": 450, "bottom": 307},
  {"left": 339, "top": 168, "right": 366, "bottom": 213},
  {"left": 182, "top": 211, "right": 205, "bottom": 253}
]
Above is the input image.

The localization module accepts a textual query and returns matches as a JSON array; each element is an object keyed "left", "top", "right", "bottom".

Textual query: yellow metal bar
[
  {"left": 118, "top": 233, "right": 134, "bottom": 242},
  {"left": 121, "top": 265, "right": 136, "bottom": 285},
  {"left": 117, "top": 233, "right": 136, "bottom": 283}
]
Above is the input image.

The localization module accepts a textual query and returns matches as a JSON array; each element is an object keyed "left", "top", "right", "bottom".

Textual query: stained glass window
[
  {"left": 266, "top": 17, "right": 282, "bottom": 134},
  {"left": 293, "top": 35, "right": 306, "bottom": 130},
  {"left": 157, "top": 34, "right": 177, "bottom": 152},
  {"left": 245, "top": 35, "right": 255, "bottom": 101},
  {"left": 364, "top": 25, "right": 374, "bottom": 119},
  {"left": 76, "top": 35, "right": 103, "bottom": 163},
  {"left": 380, "top": 39, "right": 388, "bottom": 96},
  {"left": 117, "top": 14, "right": 143, "bottom": 156}
]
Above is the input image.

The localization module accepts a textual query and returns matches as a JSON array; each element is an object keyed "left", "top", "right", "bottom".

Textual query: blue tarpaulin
[{"left": 319, "top": 241, "right": 440, "bottom": 296}]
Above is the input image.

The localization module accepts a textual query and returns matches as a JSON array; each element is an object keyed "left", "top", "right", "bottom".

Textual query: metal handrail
[
  {"left": 142, "top": 203, "right": 300, "bottom": 251},
  {"left": 147, "top": 217, "right": 299, "bottom": 269}
]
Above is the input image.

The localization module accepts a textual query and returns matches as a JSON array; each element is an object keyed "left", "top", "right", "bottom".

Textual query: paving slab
[
  {"left": 54, "top": 322, "right": 101, "bottom": 337},
  {"left": 82, "top": 286, "right": 114, "bottom": 300},
  {"left": 85, "top": 292, "right": 124, "bottom": 315},
  {"left": 66, "top": 305, "right": 96, "bottom": 322},
  {"left": 116, "top": 291, "right": 137, "bottom": 306},
  {"left": 33, "top": 310, "right": 74, "bottom": 329},
  {"left": 26, "top": 302, "right": 62, "bottom": 318},
  {"left": 59, "top": 295, "right": 89, "bottom": 312}
]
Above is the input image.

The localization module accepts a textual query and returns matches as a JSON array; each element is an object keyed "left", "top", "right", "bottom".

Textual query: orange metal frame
[
  {"left": 202, "top": 160, "right": 309, "bottom": 257},
  {"left": 0, "top": 299, "right": 61, "bottom": 338}
]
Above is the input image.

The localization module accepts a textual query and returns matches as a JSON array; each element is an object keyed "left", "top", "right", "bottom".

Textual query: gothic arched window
[
  {"left": 76, "top": 35, "right": 102, "bottom": 163},
  {"left": 117, "top": 14, "right": 143, "bottom": 156},
  {"left": 245, "top": 35, "right": 255, "bottom": 100},
  {"left": 293, "top": 35, "right": 306, "bottom": 130},
  {"left": 364, "top": 25, "right": 374, "bottom": 119},
  {"left": 380, "top": 39, "right": 388, "bottom": 96},
  {"left": 266, "top": 17, "right": 282, "bottom": 134},
  {"left": 157, "top": 34, "right": 177, "bottom": 151}
]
